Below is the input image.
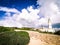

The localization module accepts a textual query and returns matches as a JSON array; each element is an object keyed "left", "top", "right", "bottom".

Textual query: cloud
[
  {"left": 0, "top": 7, "right": 20, "bottom": 13},
  {"left": 0, "top": 6, "right": 40, "bottom": 28},
  {"left": 37, "top": 0, "right": 60, "bottom": 24},
  {"left": 0, "top": 19, "right": 23, "bottom": 28},
  {"left": 12, "top": 6, "right": 40, "bottom": 27},
  {"left": 0, "top": 0, "right": 60, "bottom": 28}
]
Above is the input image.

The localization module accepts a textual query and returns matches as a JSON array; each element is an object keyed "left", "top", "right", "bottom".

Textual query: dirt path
[
  {"left": 27, "top": 31, "right": 60, "bottom": 45},
  {"left": 27, "top": 31, "right": 49, "bottom": 45},
  {"left": 15, "top": 30, "right": 60, "bottom": 45}
]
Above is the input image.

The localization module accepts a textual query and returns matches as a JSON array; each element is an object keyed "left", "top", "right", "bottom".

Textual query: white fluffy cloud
[
  {"left": 37, "top": 0, "right": 60, "bottom": 24},
  {"left": 0, "top": 7, "right": 20, "bottom": 13},
  {"left": 0, "top": 6, "right": 40, "bottom": 28},
  {"left": 0, "top": 0, "right": 60, "bottom": 28}
]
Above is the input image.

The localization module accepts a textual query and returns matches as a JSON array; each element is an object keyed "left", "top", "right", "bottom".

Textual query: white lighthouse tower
[
  {"left": 48, "top": 18, "right": 55, "bottom": 33},
  {"left": 48, "top": 18, "right": 52, "bottom": 29}
]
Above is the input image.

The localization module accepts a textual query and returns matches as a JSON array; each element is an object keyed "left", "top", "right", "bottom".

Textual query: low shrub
[
  {"left": 16, "top": 27, "right": 32, "bottom": 30},
  {"left": 0, "top": 31, "right": 30, "bottom": 45},
  {"left": 54, "top": 30, "right": 60, "bottom": 35}
]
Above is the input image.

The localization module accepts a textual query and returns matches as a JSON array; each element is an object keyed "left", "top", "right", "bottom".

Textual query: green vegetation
[
  {"left": 0, "top": 31, "right": 30, "bottom": 45},
  {"left": 15, "top": 27, "right": 60, "bottom": 35},
  {"left": 0, "top": 26, "right": 30, "bottom": 45},
  {"left": 38, "top": 30, "right": 60, "bottom": 35},
  {"left": 0, "top": 26, "right": 14, "bottom": 32},
  {"left": 15, "top": 27, "right": 33, "bottom": 30},
  {"left": 54, "top": 30, "right": 60, "bottom": 35}
]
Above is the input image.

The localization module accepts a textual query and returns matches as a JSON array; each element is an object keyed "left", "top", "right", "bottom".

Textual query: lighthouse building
[{"left": 39, "top": 18, "right": 55, "bottom": 33}]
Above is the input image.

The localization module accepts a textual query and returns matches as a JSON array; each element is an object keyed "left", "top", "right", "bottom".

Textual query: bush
[
  {"left": 0, "top": 31, "right": 30, "bottom": 45},
  {"left": 0, "top": 26, "right": 14, "bottom": 32},
  {"left": 17, "top": 27, "right": 32, "bottom": 30},
  {"left": 54, "top": 30, "right": 60, "bottom": 35}
]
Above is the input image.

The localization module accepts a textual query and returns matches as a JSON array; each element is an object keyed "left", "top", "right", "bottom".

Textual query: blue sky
[
  {"left": 0, "top": 0, "right": 37, "bottom": 19},
  {"left": 0, "top": 0, "right": 37, "bottom": 10},
  {"left": 0, "top": 0, "right": 60, "bottom": 28}
]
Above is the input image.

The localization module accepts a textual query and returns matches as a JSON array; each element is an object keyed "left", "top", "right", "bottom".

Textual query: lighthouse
[
  {"left": 39, "top": 18, "right": 55, "bottom": 33},
  {"left": 48, "top": 18, "right": 52, "bottom": 29},
  {"left": 47, "top": 18, "right": 55, "bottom": 33}
]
